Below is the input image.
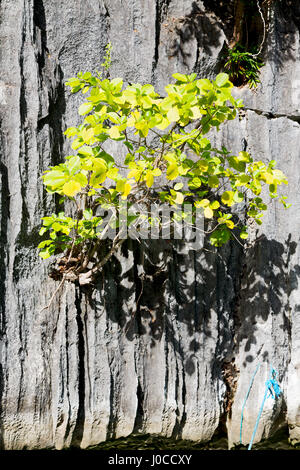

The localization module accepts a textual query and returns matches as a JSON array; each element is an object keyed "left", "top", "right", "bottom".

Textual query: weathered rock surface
[{"left": 0, "top": 0, "right": 299, "bottom": 449}]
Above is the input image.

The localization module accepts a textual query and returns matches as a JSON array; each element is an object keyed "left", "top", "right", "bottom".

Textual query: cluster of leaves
[
  {"left": 224, "top": 43, "right": 264, "bottom": 89},
  {"left": 38, "top": 61, "right": 289, "bottom": 283}
]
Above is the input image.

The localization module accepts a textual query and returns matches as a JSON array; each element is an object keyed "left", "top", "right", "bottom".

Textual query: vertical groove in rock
[
  {"left": 0, "top": 138, "right": 8, "bottom": 338},
  {"left": 153, "top": 0, "right": 160, "bottom": 73},
  {"left": 132, "top": 242, "right": 144, "bottom": 435},
  {"left": 70, "top": 287, "right": 85, "bottom": 447},
  {"left": 106, "top": 367, "right": 115, "bottom": 440},
  {"left": 161, "top": 310, "right": 169, "bottom": 432},
  {"left": 152, "top": 0, "right": 171, "bottom": 75},
  {"left": 0, "top": 363, "right": 4, "bottom": 448},
  {"left": 132, "top": 381, "right": 144, "bottom": 434},
  {"left": 33, "top": 0, "right": 48, "bottom": 74},
  {"left": 171, "top": 352, "right": 181, "bottom": 439}
]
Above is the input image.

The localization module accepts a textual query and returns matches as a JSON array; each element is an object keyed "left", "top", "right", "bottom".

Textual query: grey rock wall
[{"left": 0, "top": 0, "right": 299, "bottom": 449}]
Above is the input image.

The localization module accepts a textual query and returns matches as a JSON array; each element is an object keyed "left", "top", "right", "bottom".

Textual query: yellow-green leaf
[
  {"left": 273, "top": 169, "right": 287, "bottom": 183},
  {"left": 167, "top": 107, "right": 180, "bottom": 122},
  {"left": 204, "top": 206, "right": 214, "bottom": 219},
  {"left": 90, "top": 171, "right": 106, "bottom": 187},
  {"left": 43, "top": 170, "right": 67, "bottom": 187},
  {"left": 107, "top": 168, "right": 119, "bottom": 179},
  {"left": 140, "top": 96, "right": 154, "bottom": 109},
  {"left": 221, "top": 190, "right": 234, "bottom": 206},
  {"left": 240, "top": 231, "right": 249, "bottom": 239},
  {"left": 135, "top": 120, "right": 149, "bottom": 137},
  {"left": 172, "top": 73, "right": 189, "bottom": 82},
  {"left": 166, "top": 163, "right": 179, "bottom": 180},
  {"left": 62, "top": 180, "right": 81, "bottom": 197},
  {"left": 236, "top": 174, "right": 250, "bottom": 186},
  {"left": 108, "top": 126, "right": 121, "bottom": 139},
  {"left": 198, "top": 160, "right": 209, "bottom": 172},
  {"left": 121, "top": 182, "right": 132, "bottom": 199},
  {"left": 128, "top": 169, "right": 142, "bottom": 181},
  {"left": 226, "top": 220, "right": 235, "bottom": 229},
  {"left": 64, "top": 127, "right": 78, "bottom": 138},
  {"left": 190, "top": 106, "right": 202, "bottom": 119},
  {"left": 156, "top": 117, "right": 170, "bottom": 130},
  {"left": 215, "top": 73, "right": 229, "bottom": 87},
  {"left": 238, "top": 151, "right": 251, "bottom": 162},
  {"left": 145, "top": 170, "right": 154, "bottom": 188},
  {"left": 71, "top": 138, "right": 84, "bottom": 150},
  {"left": 164, "top": 153, "right": 177, "bottom": 164},
  {"left": 78, "top": 102, "right": 94, "bottom": 115},
  {"left": 174, "top": 191, "right": 184, "bottom": 205},
  {"left": 178, "top": 165, "right": 189, "bottom": 176},
  {"left": 116, "top": 180, "right": 125, "bottom": 192},
  {"left": 210, "top": 200, "right": 220, "bottom": 210},
  {"left": 195, "top": 199, "right": 210, "bottom": 208},
  {"left": 123, "top": 90, "right": 138, "bottom": 106},
  {"left": 93, "top": 158, "right": 107, "bottom": 174},
  {"left": 208, "top": 175, "right": 219, "bottom": 188},
  {"left": 81, "top": 127, "right": 95, "bottom": 144},
  {"left": 261, "top": 172, "right": 275, "bottom": 184}
]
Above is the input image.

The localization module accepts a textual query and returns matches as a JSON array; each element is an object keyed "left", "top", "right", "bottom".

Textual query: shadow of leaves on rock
[
  {"left": 165, "top": 2, "right": 224, "bottom": 70},
  {"left": 87, "top": 232, "right": 299, "bottom": 371},
  {"left": 235, "top": 234, "right": 297, "bottom": 368},
  {"left": 82, "top": 231, "right": 299, "bottom": 440},
  {"left": 265, "top": 1, "right": 299, "bottom": 70}
]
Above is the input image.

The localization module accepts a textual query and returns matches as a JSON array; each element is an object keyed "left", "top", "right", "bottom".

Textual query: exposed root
[
  {"left": 39, "top": 276, "right": 66, "bottom": 314},
  {"left": 40, "top": 236, "right": 125, "bottom": 313}
]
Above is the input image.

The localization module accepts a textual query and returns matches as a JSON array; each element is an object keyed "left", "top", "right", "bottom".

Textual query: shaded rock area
[
  {"left": 88, "top": 425, "right": 297, "bottom": 451},
  {"left": 0, "top": 0, "right": 300, "bottom": 449}
]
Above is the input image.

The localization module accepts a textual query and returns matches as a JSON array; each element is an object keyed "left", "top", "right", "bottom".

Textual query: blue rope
[
  {"left": 240, "top": 363, "right": 261, "bottom": 444},
  {"left": 247, "top": 365, "right": 281, "bottom": 450},
  {"left": 265, "top": 368, "right": 281, "bottom": 399}
]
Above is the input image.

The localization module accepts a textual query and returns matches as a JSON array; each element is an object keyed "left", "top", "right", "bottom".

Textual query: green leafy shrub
[
  {"left": 38, "top": 56, "right": 289, "bottom": 285},
  {"left": 224, "top": 43, "right": 264, "bottom": 89}
]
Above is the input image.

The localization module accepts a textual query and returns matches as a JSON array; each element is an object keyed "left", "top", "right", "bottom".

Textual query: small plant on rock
[{"left": 224, "top": 43, "right": 264, "bottom": 89}]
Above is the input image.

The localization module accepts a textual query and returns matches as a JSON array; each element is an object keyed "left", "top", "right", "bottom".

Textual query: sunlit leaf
[
  {"left": 78, "top": 102, "right": 94, "bottom": 115},
  {"left": 166, "top": 163, "right": 179, "bottom": 180},
  {"left": 63, "top": 180, "right": 82, "bottom": 197}
]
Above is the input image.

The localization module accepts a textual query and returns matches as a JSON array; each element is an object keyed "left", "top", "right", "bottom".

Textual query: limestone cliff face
[{"left": 0, "top": 0, "right": 300, "bottom": 449}]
